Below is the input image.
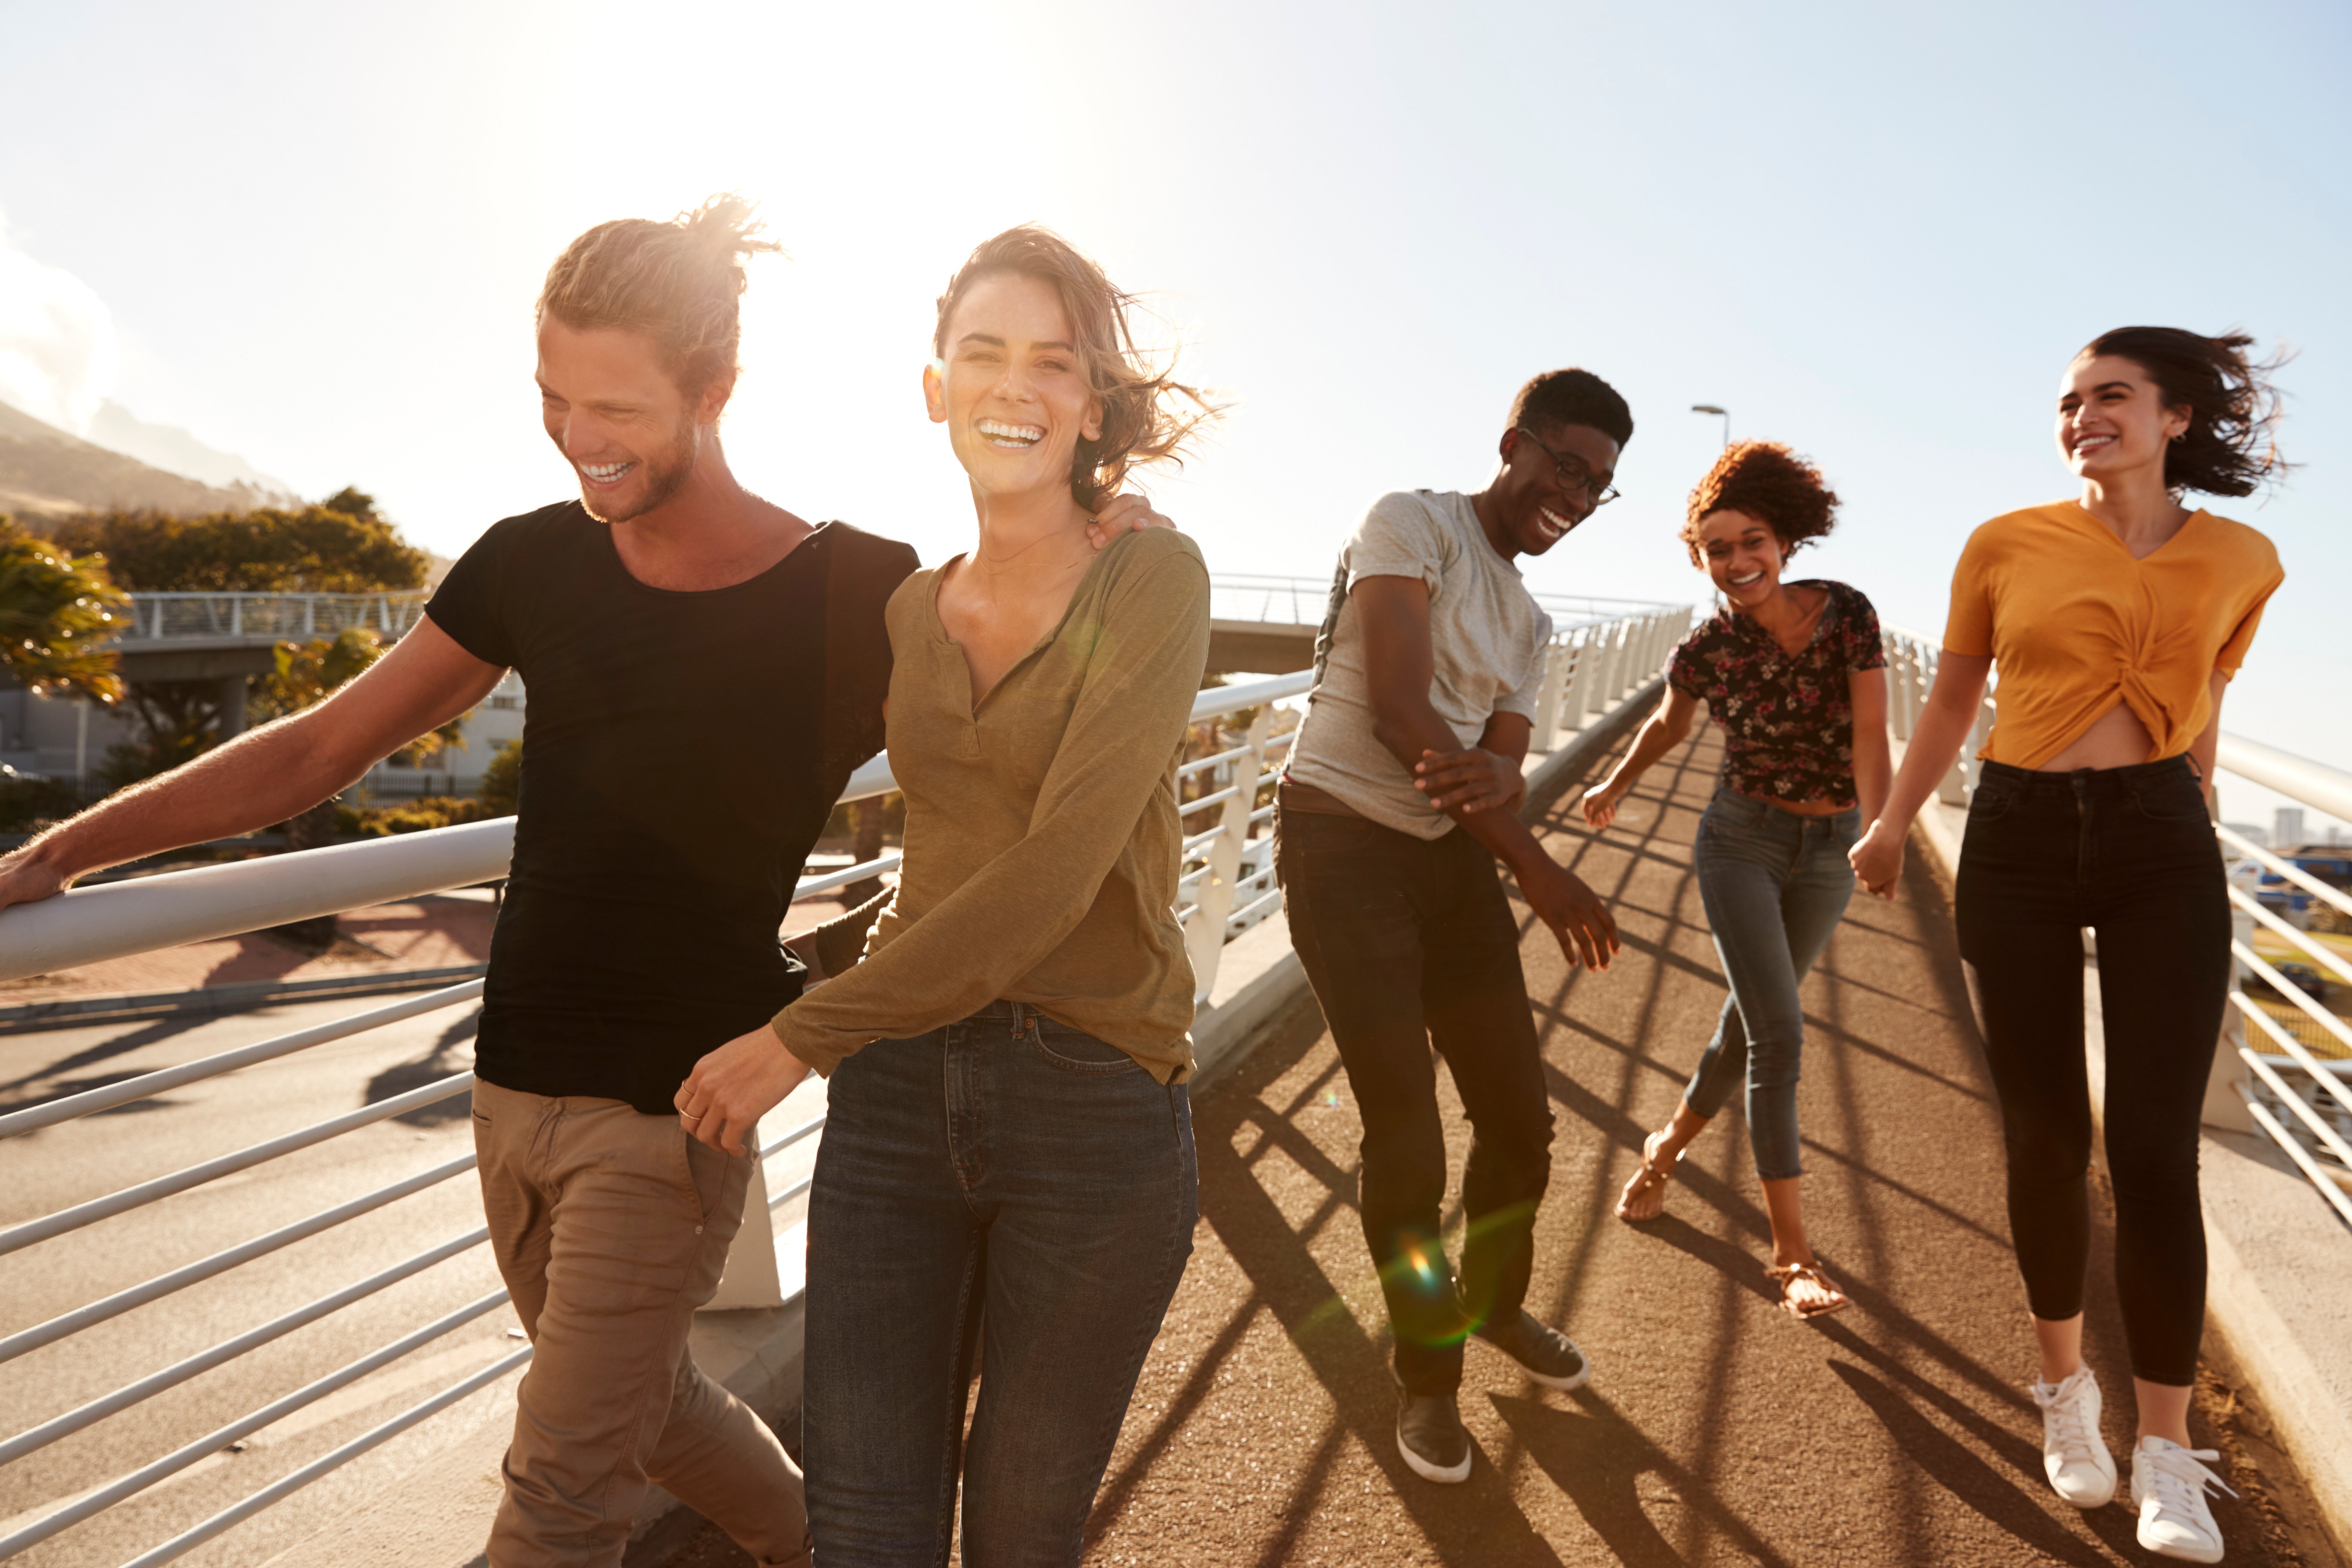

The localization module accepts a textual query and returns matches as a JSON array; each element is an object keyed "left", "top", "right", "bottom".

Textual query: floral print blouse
[{"left": 1666, "top": 579, "right": 1885, "bottom": 807}]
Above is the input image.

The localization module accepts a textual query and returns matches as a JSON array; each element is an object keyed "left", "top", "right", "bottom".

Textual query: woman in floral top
[{"left": 1581, "top": 441, "right": 1890, "bottom": 1317}]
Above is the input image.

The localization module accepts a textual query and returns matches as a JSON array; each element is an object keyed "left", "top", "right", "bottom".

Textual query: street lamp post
[{"left": 1691, "top": 404, "right": 1730, "bottom": 449}]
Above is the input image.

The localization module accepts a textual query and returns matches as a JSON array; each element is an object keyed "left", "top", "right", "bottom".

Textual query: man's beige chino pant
[{"left": 471, "top": 1078, "right": 811, "bottom": 1568}]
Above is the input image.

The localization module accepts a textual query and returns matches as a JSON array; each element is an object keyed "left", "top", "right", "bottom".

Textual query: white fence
[
  {"left": 114, "top": 592, "right": 432, "bottom": 645},
  {"left": 1881, "top": 627, "right": 2352, "bottom": 1230},
  {"left": 0, "top": 600, "right": 1691, "bottom": 1568}
]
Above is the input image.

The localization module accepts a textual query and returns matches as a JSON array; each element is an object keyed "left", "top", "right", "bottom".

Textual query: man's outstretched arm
[
  {"left": 1354, "top": 576, "right": 1619, "bottom": 970},
  {"left": 0, "top": 616, "right": 507, "bottom": 912}
]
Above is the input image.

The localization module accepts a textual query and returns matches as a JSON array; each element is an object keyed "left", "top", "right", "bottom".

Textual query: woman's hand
[
  {"left": 675, "top": 1026, "right": 815, "bottom": 1155},
  {"left": 1414, "top": 746, "right": 1524, "bottom": 814},
  {"left": 1581, "top": 781, "right": 1625, "bottom": 831},
  {"left": 1849, "top": 819, "right": 1904, "bottom": 899},
  {"left": 1086, "top": 493, "right": 1176, "bottom": 549}
]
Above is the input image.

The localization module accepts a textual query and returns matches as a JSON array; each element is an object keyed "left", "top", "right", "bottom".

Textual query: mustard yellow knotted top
[{"left": 1942, "top": 501, "right": 2283, "bottom": 768}]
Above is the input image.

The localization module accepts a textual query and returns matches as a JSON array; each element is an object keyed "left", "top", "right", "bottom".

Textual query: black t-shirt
[{"left": 426, "top": 502, "right": 917, "bottom": 1113}]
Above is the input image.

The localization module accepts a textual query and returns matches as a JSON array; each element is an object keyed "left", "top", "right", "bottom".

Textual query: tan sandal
[
  {"left": 1766, "top": 1261, "right": 1850, "bottom": 1319},
  {"left": 1614, "top": 1131, "right": 1683, "bottom": 1223}
]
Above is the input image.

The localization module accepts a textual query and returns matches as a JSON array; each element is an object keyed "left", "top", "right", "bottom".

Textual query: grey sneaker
[
  {"left": 1474, "top": 1309, "right": 1591, "bottom": 1391},
  {"left": 1396, "top": 1392, "right": 1473, "bottom": 1483}
]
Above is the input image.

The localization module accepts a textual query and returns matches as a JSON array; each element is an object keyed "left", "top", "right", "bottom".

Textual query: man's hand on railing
[
  {"left": 0, "top": 848, "right": 69, "bottom": 914},
  {"left": 1412, "top": 746, "right": 1525, "bottom": 815},
  {"left": 676, "top": 1025, "right": 817, "bottom": 1156}
]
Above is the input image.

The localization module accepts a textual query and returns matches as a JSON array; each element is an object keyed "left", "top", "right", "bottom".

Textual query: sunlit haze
[{"left": 3, "top": 0, "right": 2347, "bottom": 823}]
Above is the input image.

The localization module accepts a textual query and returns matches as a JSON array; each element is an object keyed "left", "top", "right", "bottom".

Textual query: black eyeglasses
[{"left": 1513, "top": 427, "right": 1622, "bottom": 507}]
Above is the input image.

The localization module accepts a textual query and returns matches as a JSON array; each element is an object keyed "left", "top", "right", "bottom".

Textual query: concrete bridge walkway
[
  {"left": 1068, "top": 723, "right": 2336, "bottom": 1568},
  {"left": 668, "top": 721, "right": 2336, "bottom": 1568}
]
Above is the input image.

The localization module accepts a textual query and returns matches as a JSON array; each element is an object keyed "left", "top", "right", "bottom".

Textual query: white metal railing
[
  {"left": 1206, "top": 572, "right": 1680, "bottom": 633},
  {"left": 0, "top": 604, "right": 1688, "bottom": 1565},
  {"left": 1881, "top": 625, "right": 2352, "bottom": 1229},
  {"left": 114, "top": 591, "right": 432, "bottom": 644}
]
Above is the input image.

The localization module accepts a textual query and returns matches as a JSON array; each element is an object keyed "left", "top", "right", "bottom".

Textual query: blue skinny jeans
[
  {"left": 1682, "top": 789, "right": 1860, "bottom": 1180},
  {"left": 801, "top": 1001, "right": 1197, "bottom": 1568}
]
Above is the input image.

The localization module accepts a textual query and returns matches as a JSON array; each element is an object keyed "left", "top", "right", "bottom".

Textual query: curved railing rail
[
  {"left": 0, "top": 603, "right": 1690, "bottom": 1566},
  {"left": 1880, "top": 626, "right": 2352, "bottom": 1229}
]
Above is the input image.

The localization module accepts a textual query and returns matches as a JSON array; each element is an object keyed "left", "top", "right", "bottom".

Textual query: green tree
[
  {"left": 249, "top": 625, "right": 469, "bottom": 851},
  {"left": 47, "top": 494, "right": 429, "bottom": 592},
  {"left": 60, "top": 492, "right": 433, "bottom": 786},
  {"left": 0, "top": 524, "right": 129, "bottom": 704},
  {"left": 476, "top": 740, "right": 521, "bottom": 816}
]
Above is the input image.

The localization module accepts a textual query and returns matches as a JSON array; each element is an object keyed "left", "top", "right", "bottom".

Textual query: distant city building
[
  {"left": 2223, "top": 822, "right": 2269, "bottom": 851},
  {"left": 364, "top": 670, "right": 525, "bottom": 799},
  {"left": 2276, "top": 806, "right": 2306, "bottom": 848}
]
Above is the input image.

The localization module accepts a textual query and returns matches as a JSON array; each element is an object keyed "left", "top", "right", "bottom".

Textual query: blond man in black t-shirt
[{"left": 0, "top": 198, "right": 1168, "bottom": 1568}]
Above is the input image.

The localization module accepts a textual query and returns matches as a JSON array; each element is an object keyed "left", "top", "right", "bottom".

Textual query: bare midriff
[
  {"left": 1746, "top": 793, "right": 1853, "bottom": 817},
  {"left": 2036, "top": 702, "right": 2160, "bottom": 774}
]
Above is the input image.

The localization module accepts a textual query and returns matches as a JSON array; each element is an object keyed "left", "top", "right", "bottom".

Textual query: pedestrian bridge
[{"left": 2, "top": 604, "right": 2349, "bottom": 1567}]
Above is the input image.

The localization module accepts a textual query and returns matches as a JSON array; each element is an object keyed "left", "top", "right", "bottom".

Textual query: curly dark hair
[
  {"left": 933, "top": 225, "right": 1221, "bottom": 511},
  {"left": 1679, "top": 441, "right": 1839, "bottom": 567},
  {"left": 2076, "top": 327, "right": 2291, "bottom": 498},
  {"left": 1506, "top": 368, "right": 1634, "bottom": 447}
]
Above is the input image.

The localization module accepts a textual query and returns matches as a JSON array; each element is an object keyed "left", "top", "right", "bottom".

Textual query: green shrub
[
  {"left": 477, "top": 741, "right": 520, "bottom": 816},
  {"left": 346, "top": 795, "right": 500, "bottom": 837},
  {"left": 0, "top": 771, "right": 84, "bottom": 833}
]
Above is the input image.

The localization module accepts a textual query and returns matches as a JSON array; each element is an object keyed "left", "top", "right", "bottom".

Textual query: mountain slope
[{"left": 0, "top": 398, "right": 268, "bottom": 521}]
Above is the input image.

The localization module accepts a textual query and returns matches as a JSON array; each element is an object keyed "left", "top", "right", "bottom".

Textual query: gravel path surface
[{"left": 667, "top": 722, "right": 2342, "bottom": 1567}]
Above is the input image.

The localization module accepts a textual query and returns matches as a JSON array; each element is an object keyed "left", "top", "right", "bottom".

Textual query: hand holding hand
[
  {"left": 1414, "top": 746, "right": 1524, "bottom": 815},
  {"left": 1580, "top": 781, "right": 1625, "bottom": 831},
  {"left": 1086, "top": 493, "right": 1177, "bottom": 550},
  {"left": 1525, "top": 862, "right": 1621, "bottom": 971},
  {"left": 675, "top": 1025, "right": 815, "bottom": 1156},
  {"left": 1848, "top": 820, "right": 1903, "bottom": 900}
]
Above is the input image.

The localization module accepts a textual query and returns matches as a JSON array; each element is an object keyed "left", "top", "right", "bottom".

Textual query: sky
[{"left": 2, "top": 0, "right": 2347, "bottom": 831}]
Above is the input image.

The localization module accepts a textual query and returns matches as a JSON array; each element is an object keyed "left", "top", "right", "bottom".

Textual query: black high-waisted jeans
[{"left": 1954, "top": 755, "right": 2229, "bottom": 1387}]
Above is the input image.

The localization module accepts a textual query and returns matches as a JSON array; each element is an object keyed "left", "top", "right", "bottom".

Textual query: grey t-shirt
[{"left": 1285, "top": 490, "right": 1553, "bottom": 839}]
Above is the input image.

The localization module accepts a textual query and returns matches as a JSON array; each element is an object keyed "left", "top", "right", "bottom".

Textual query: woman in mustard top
[{"left": 1852, "top": 328, "right": 2285, "bottom": 1564}]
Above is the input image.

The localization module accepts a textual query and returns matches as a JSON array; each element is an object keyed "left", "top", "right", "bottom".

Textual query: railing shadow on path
[{"left": 1077, "top": 720, "right": 2245, "bottom": 1567}]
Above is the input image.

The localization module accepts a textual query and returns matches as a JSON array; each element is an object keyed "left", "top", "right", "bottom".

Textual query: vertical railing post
[
  {"left": 1561, "top": 629, "right": 1596, "bottom": 733},
  {"left": 1531, "top": 636, "right": 1567, "bottom": 753},
  {"left": 2203, "top": 903, "right": 2257, "bottom": 1133},
  {"left": 1188, "top": 704, "right": 1271, "bottom": 1001},
  {"left": 708, "top": 1115, "right": 787, "bottom": 1309}
]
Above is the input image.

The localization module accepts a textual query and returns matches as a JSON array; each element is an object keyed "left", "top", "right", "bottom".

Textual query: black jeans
[
  {"left": 1955, "top": 756, "right": 2229, "bottom": 1387},
  {"left": 1276, "top": 802, "right": 1555, "bottom": 1396}
]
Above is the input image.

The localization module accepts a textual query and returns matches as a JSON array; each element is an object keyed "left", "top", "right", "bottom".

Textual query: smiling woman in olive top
[
  {"left": 1850, "top": 328, "right": 2285, "bottom": 1565},
  {"left": 674, "top": 225, "right": 1217, "bottom": 1568}
]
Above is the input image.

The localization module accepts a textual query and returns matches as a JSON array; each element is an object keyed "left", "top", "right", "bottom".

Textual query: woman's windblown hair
[
  {"left": 538, "top": 194, "right": 784, "bottom": 398},
  {"left": 1679, "top": 441, "right": 1840, "bottom": 567},
  {"left": 933, "top": 226, "right": 1221, "bottom": 511},
  {"left": 2078, "top": 326, "right": 2291, "bottom": 499}
]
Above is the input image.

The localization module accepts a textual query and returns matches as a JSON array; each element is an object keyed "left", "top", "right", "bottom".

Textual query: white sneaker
[
  {"left": 2132, "top": 1436, "right": 2236, "bottom": 1563},
  {"left": 2030, "top": 1367, "right": 2116, "bottom": 1508}
]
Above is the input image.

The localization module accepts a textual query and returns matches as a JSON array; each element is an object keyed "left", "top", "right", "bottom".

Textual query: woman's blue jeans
[
  {"left": 801, "top": 1001, "right": 1197, "bottom": 1568},
  {"left": 1683, "top": 790, "right": 1861, "bottom": 1180}
]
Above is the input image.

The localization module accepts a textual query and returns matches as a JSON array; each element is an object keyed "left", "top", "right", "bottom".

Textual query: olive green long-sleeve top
[{"left": 771, "top": 527, "right": 1212, "bottom": 1081}]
